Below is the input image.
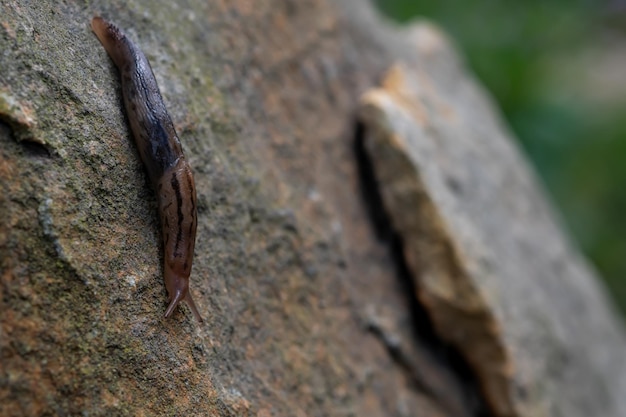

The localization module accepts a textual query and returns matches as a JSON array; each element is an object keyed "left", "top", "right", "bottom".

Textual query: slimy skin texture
[{"left": 91, "top": 16, "right": 202, "bottom": 322}]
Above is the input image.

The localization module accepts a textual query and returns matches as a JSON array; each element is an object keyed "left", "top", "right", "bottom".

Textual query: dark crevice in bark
[
  {"left": 0, "top": 122, "right": 51, "bottom": 158},
  {"left": 353, "top": 120, "right": 492, "bottom": 417},
  {"left": 20, "top": 140, "right": 51, "bottom": 158}
]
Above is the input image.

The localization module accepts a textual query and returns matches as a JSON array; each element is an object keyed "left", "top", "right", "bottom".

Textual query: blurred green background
[{"left": 373, "top": 0, "right": 626, "bottom": 315}]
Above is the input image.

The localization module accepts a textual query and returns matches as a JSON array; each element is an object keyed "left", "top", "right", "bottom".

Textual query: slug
[{"left": 91, "top": 16, "right": 203, "bottom": 322}]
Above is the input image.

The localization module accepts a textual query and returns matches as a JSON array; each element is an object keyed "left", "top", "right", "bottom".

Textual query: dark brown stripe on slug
[
  {"left": 171, "top": 171, "right": 184, "bottom": 258},
  {"left": 186, "top": 172, "right": 196, "bottom": 235},
  {"left": 92, "top": 16, "right": 203, "bottom": 322}
]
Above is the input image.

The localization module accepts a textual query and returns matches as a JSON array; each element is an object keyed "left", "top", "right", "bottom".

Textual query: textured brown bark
[{"left": 1, "top": 1, "right": 625, "bottom": 416}]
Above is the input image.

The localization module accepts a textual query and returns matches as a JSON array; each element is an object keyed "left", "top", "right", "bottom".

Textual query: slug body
[{"left": 91, "top": 16, "right": 202, "bottom": 322}]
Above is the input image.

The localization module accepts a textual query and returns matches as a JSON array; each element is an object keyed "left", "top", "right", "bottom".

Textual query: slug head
[{"left": 164, "top": 265, "right": 203, "bottom": 322}]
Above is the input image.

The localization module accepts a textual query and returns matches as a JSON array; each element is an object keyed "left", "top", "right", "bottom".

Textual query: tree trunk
[{"left": 1, "top": 1, "right": 625, "bottom": 416}]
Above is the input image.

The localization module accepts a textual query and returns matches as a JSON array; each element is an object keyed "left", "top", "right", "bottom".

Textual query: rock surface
[
  {"left": 1, "top": 1, "right": 624, "bottom": 416},
  {"left": 359, "top": 22, "right": 626, "bottom": 416}
]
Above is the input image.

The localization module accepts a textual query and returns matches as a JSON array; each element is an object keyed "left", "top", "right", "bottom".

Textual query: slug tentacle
[
  {"left": 165, "top": 290, "right": 185, "bottom": 319},
  {"left": 185, "top": 294, "right": 202, "bottom": 322},
  {"left": 165, "top": 292, "right": 202, "bottom": 322},
  {"left": 92, "top": 16, "right": 203, "bottom": 322}
]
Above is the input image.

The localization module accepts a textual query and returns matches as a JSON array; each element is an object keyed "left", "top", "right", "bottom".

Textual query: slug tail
[{"left": 91, "top": 16, "right": 133, "bottom": 69}]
